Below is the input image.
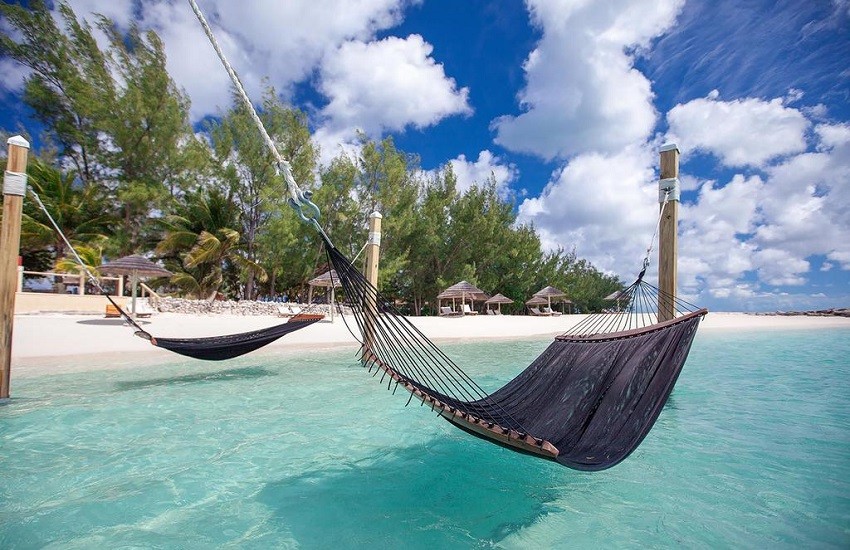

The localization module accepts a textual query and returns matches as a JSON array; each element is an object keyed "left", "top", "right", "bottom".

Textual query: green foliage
[
  {"left": 156, "top": 187, "right": 264, "bottom": 300},
  {"left": 1, "top": 1, "right": 206, "bottom": 255},
  {"left": 208, "top": 86, "right": 318, "bottom": 299},
  {"left": 20, "top": 158, "right": 113, "bottom": 267}
]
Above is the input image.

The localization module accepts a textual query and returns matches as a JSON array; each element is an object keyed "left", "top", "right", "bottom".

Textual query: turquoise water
[{"left": 2, "top": 329, "right": 849, "bottom": 548}]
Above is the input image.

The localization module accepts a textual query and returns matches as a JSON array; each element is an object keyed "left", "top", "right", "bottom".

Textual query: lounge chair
[
  {"left": 543, "top": 306, "right": 562, "bottom": 317},
  {"left": 439, "top": 306, "right": 462, "bottom": 317},
  {"left": 529, "top": 307, "right": 551, "bottom": 316},
  {"left": 278, "top": 305, "right": 302, "bottom": 317},
  {"left": 486, "top": 308, "right": 496, "bottom": 315},
  {"left": 462, "top": 304, "right": 478, "bottom": 316},
  {"left": 135, "top": 299, "right": 155, "bottom": 318},
  {"left": 494, "top": 309, "right": 503, "bottom": 315}
]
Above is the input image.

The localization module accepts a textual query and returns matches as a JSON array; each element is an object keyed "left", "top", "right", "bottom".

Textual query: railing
[
  {"left": 138, "top": 282, "right": 161, "bottom": 307},
  {"left": 17, "top": 266, "right": 123, "bottom": 296}
]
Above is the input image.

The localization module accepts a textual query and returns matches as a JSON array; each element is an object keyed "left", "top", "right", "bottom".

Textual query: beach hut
[
  {"left": 484, "top": 293, "right": 514, "bottom": 314},
  {"left": 308, "top": 270, "right": 342, "bottom": 322},
  {"left": 437, "top": 280, "right": 487, "bottom": 315},
  {"left": 534, "top": 285, "right": 570, "bottom": 314},
  {"left": 99, "top": 255, "right": 172, "bottom": 317}
]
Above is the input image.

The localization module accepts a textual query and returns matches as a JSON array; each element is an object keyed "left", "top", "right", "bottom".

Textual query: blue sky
[{"left": 1, "top": 0, "right": 849, "bottom": 312}]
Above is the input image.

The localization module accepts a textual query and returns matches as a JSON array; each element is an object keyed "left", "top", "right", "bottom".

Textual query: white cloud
[
  {"left": 492, "top": 0, "right": 684, "bottom": 160},
  {"left": 516, "top": 145, "right": 659, "bottom": 279},
  {"left": 448, "top": 150, "right": 517, "bottom": 195},
  {"left": 677, "top": 174, "right": 763, "bottom": 295},
  {"left": 666, "top": 92, "right": 810, "bottom": 167},
  {"left": 318, "top": 35, "right": 471, "bottom": 138},
  {"left": 0, "top": 58, "right": 29, "bottom": 93},
  {"left": 816, "top": 122, "right": 850, "bottom": 149},
  {"left": 64, "top": 0, "right": 415, "bottom": 119}
]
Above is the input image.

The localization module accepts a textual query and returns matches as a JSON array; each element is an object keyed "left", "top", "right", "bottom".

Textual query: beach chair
[
  {"left": 486, "top": 308, "right": 496, "bottom": 315},
  {"left": 543, "top": 306, "right": 562, "bottom": 317},
  {"left": 529, "top": 307, "right": 551, "bottom": 316},
  {"left": 135, "top": 299, "right": 155, "bottom": 318},
  {"left": 494, "top": 309, "right": 503, "bottom": 315},
  {"left": 462, "top": 304, "right": 478, "bottom": 316},
  {"left": 439, "top": 306, "right": 461, "bottom": 317}
]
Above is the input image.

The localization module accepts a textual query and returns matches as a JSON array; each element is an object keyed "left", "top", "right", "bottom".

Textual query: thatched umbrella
[
  {"left": 437, "top": 280, "right": 487, "bottom": 313},
  {"left": 99, "top": 255, "right": 171, "bottom": 316},
  {"left": 484, "top": 293, "right": 514, "bottom": 314},
  {"left": 534, "top": 285, "right": 569, "bottom": 313},
  {"left": 308, "top": 270, "right": 342, "bottom": 321},
  {"left": 524, "top": 295, "right": 548, "bottom": 314}
]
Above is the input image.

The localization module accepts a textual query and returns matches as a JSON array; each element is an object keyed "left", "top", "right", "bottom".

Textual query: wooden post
[
  {"left": 363, "top": 212, "right": 382, "bottom": 354},
  {"left": 658, "top": 143, "right": 680, "bottom": 322},
  {"left": 1, "top": 136, "right": 30, "bottom": 399}
]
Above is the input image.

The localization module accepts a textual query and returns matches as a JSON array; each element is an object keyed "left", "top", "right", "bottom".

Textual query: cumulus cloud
[
  {"left": 63, "top": 0, "right": 414, "bottom": 119},
  {"left": 318, "top": 35, "right": 470, "bottom": 138},
  {"left": 492, "top": 0, "right": 684, "bottom": 160},
  {"left": 666, "top": 91, "right": 810, "bottom": 167},
  {"left": 448, "top": 150, "right": 517, "bottom": 195},
  {"left": 517, "top": 145, "right": 659, "bottom": 278}
]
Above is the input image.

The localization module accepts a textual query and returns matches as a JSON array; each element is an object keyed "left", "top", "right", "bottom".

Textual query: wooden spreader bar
[{"left": 361, "top": 349, "right": 560, "bottom": 459}]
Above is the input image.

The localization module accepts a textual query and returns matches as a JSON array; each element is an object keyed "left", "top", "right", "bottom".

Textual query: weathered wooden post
[
  {"left": 363, "top": 211, "right": 382, "bottom": 355},
  {"left": 1, "top": 136, "right": 30, "bottom": 399},
  {"left": 658, "top": 143, "right": 680, "bottom": 322}
]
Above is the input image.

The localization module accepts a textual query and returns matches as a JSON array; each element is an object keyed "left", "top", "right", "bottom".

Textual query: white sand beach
[{"left": 9, "top": 310, "right": 850, "bottom": 376}]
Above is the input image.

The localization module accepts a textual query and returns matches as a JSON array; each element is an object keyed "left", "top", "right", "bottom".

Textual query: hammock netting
[
  {"left": 105, "top": 295, "right": 322, "bottom": 361},
  {"left": 135, "top": 314, "right": 323, "bottom": 361},
  {"left": 323, "top": 236, "right": 706, "bottom": 471}
]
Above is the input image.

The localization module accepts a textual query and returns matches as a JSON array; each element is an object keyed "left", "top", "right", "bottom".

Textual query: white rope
[
  {"left": 642, "top": 189, "right": 670, "bottom": 269},
  {"left": 351, "top": 241, "right": 369, "bottom": 264},
  {"left": 186, "top": 0, "right": 302, "bottom": 205}
]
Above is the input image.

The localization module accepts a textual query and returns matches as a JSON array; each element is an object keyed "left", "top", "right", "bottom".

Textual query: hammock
[
  {"left": 323, "top": 238, "right": 706, "bottom": 471},
  {"left": 186, "top": 0, "right": 706, "bottom": 469},
  {"left": 28, "top": 191, "right": 323, "bottom": 362},
  {"left": 132, "top": 306, "right": 323, "bottom": 361}
]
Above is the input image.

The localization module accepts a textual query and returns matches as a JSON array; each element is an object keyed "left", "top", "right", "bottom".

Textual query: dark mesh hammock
[
  {"left": 322, "top": 236, "right": 706, "bottom": 471},
  {"left": 106, "top": 295, "right": 323, "bottom": 361}
]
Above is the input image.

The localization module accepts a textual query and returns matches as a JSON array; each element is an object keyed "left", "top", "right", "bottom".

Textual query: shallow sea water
[{"left": 1, "top": 328, "right": 849, "bottom": 548}]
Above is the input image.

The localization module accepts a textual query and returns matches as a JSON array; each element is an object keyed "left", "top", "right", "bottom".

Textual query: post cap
[
  {"left": 369, "top": 211, "right": 383, "bottom": 219},
  {"left": 660, "top": 142, "right": 678, "bottom": 153},
  {"left": 7, "top": 135, "right": 30, "bottom": 148}
]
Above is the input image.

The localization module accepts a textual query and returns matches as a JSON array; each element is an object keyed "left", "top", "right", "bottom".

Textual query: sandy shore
[{"left": 9, "top": 310, "right": 850, "bottom": 375}]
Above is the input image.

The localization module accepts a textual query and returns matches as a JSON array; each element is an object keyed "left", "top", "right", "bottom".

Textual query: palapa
[
  {"left": 307, "top": 270, "right": 342, "bottom": 322},
  {"left": 484, "top": 292, "right": 514, "bottom": 314},
  {"left": 100, "top": 255, "right": 172, "bottom": 316},
  {"left": 437, "top": 280, "right": 487, "bottom": 314}
]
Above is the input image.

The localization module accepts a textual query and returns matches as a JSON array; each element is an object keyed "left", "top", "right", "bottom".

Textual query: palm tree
[
  {"left": 157, "top": 187, "right": 266, "bottom": 300},
  {"left": 21, "top": 159, "right": 113, "bottom": 260}
]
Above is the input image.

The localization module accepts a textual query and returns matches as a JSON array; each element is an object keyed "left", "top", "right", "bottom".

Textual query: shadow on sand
[{"left": 76, "top": 318, "right": 150, "bottom": 327}]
